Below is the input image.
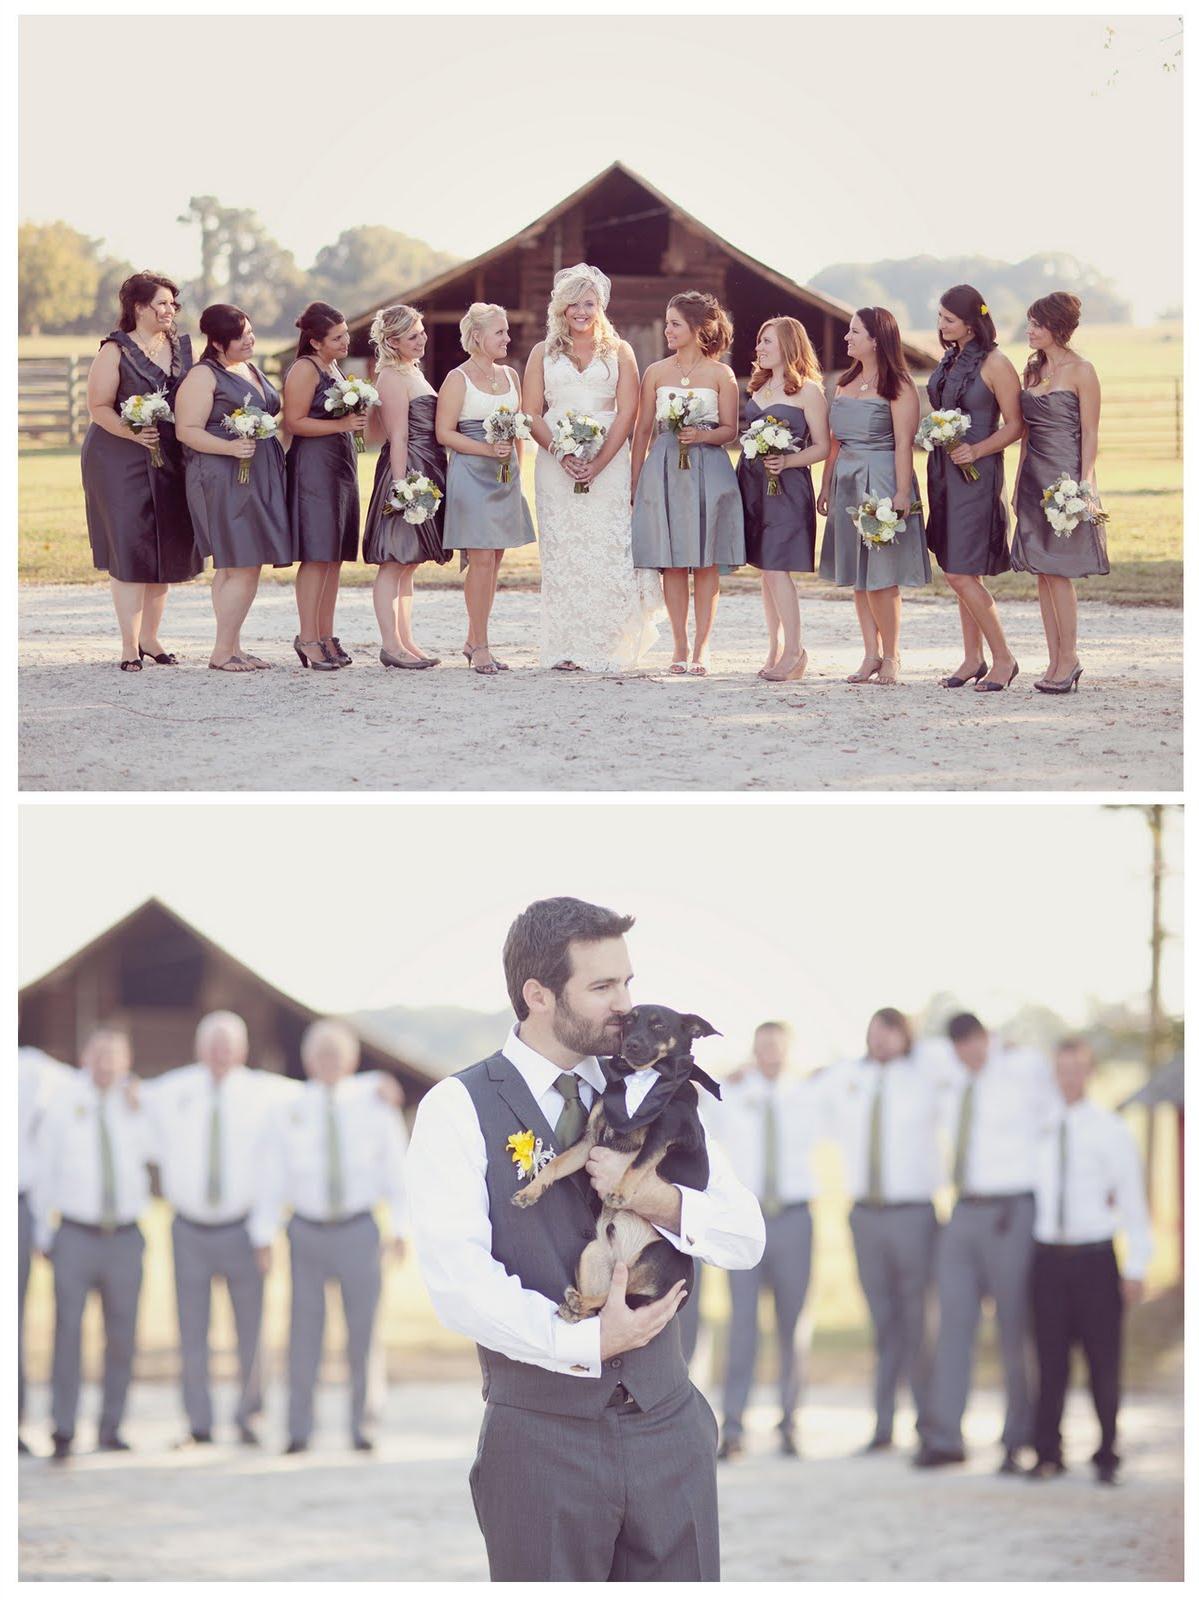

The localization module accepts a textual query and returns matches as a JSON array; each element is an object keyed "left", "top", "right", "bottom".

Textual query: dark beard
[{"left": 552, "top": 993, "right": 620, "bottom": 1059}]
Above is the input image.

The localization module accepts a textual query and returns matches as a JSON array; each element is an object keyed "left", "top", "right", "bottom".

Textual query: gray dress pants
[
  {"left": 849, "top": 1201, "right": 938, "bottom": 1443},
  {"left": 50, "top": 1220, "right": 144, "bottom": 1442},
  {"left": 722, "top": 1202, "right": 813, "bottom": 1438},
  {"left": 172, "top": 1215, "right": 264, "bottom": 1434},
  {"left": 286, "top": 1212, "right": 381, "bottom": 1444}
]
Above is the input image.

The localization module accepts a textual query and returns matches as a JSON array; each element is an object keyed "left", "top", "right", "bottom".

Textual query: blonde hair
[
  {"left": 545, "top": 267, "right": 619, "bottom": 368},
  {"left": 370, "top": 303, "right": 423, "bottom": 373},
  {"left": 301, "top": 1017, "right": 360, "bottom": 1066},
  {"left": 460, "top": 302, "right": 507, "bottom": 357},
  {"left": 747, "top": 317, "right": 822, "bottom": 397}
]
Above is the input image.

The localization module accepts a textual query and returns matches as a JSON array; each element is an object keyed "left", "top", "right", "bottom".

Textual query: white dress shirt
[
  {"left": 820, "top": 1053, "right": 946, "bottom": 1202},
  {"left": 705, "top": 1069, "right": 824, "bottom": 1204},
  {"left": 18, "top": 1047, "right": 77, "bottom": 1196},
  {"left": 937, "top": 1041, "right": 1061, "bottom": 1195},
  {"left": 248, "top": 1075, "right": 411, "bottom": 1247},
  {"left": 31, "top": 1073, "right": 154, "bottom": 1251},
  {"left": 1033, "top": 1098, "right": 1153, "bottom": 1277},
  {"left": 408, "top": 1026, "right": 766, "bottom": 1382}
]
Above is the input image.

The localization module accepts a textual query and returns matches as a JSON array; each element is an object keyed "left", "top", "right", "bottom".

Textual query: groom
[{"left": 407, "top": 897, "right": 764, "bottom": 1581}]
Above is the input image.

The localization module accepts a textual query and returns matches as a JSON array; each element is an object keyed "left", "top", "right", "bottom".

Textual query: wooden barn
[
  {"left": 18, "top": 898, "right": 434, "bottom": 1102},
  {"left": 346, "top": 160, "right": 937, "bottom": 386}
]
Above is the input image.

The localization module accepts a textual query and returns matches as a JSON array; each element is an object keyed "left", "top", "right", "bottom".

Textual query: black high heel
[
  {"left": 1037, "top": 665, "right": 1083, "bottom": 695},
  {"left": 119, "top": 659, "right": 143, "bottom": 672},
  {"left": 138, "top": 645, "right": 179, "bottom": 666},
  {"left": 324, "top": 636, "right": 352, "bottom": 666},
  {"left": 975, "top": 661, "right": 1019, "bottom": 693},
  {"left": 293, "top": 636, "right": 338, "bottom": 671},
  {"left": 942, "top": 661, "right": 988, "bottom": 689}
]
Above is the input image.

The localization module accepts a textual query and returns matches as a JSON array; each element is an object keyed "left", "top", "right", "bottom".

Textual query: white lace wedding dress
[{"left": 534, "top": 350, "right": 662, "bottom": 670}]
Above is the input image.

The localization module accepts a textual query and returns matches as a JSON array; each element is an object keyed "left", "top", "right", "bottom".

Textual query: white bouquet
[
  {"left": 383, "top": 472, "right": 443, "bottom": 524},
  {"left": 482, "top": 405, "right": 533, "bottom": 483},
  {"left": 221, "top": 397, "right": 280, "bottom": 485},
  {"left": 550, "top": 410, "right": 608, "bottom": 494},
  {"left": 655, "top": 388, "right": 708, "bottom": 470},
  {"left": 323, "top": 374, "right": 381, "bottom": 454},
  {"left": 739, "top": 413, "right": 798, "bottom": 496},
  {"left": 915, "top": 408, "right": 979, "bottom": 482},
  {"left": 120, "top": 389, "right": 174, "bottom": 467},
  {"left": 851, "top": 494, "right": 906, "bottom": 548},
  {"left": 1040, "top": 473, "right": 1109, "bottom": 538}
]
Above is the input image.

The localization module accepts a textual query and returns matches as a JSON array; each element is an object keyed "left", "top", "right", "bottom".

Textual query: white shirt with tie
[
  {"left": 31, "top": 1073, "right": 154, "bottom": 1251},
  {"left": 1033, "top": 1097, "right": 1153, "bottom": 1278},
  {"left": 18, "top": 1047, "right": 78, "bottom": 1197},
  {"left": 933, "top": 1040, "right": 1061, "bottom": 1196},
  {"left": 819, "top": 1052, "right": 945, "bottom": 1203},
  {"left": 704, "top": 1068, "right": 824, "bottom": 1204},
  {"left": 407, "top": 1026, "right": 766, "bottom": 1381}
]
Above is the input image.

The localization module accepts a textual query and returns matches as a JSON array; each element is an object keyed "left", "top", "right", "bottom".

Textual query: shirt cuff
[
  {"left": 653, "top": 1184, "right": 702, "bottom": 1256},
  {"left": 551, "top": 1310, "right": 602, "bottom": 1377}
]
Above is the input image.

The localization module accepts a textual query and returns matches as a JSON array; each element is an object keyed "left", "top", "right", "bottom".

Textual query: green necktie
[
  {"left": 98, "top": 1099, "right": 117, "bottom": 1231},
  {"left": 953, "top": 1077, "right": 976, "bottom": 1193},
  {"left": 206, "top": 1092, "right": 222, "bottom": 1209},
  {"left": 326, "top": 1088, "right": 345, "bottom": 1220},
  {"left": 1057, "top": 1119, "right": 1069, "bottom": 1238},
  {"left": 553, "top": 1073, "right": 587, "bottom": 1149},
  {"left": 762, "top": 1095, "right": 782, "bottom": 1218},
  {"left": 866, "top": 1071, "right": 885, "bottom": 1202}
]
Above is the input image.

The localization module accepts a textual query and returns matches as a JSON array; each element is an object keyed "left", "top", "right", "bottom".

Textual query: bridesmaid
[
  {"left": 81, "top": 271, "right": 200, "bottom": 669},
  {"left": 283, "top": 301, "right": 363, "bottom": 671},
  {"left": 737, "top": 316, "right": 829, "bottom": 682},
  {"left": 361, "top": 303, "right": 448, "bottom": 668},
  {"left": 630, "top": 292, "right": 745, "bottom": 676},
  {"left": 174, "top": 304, "right": 292, "bottom": 672},
  {"left": 817, "top": 307, "right": 931, "bottom": 686},
  {"left": 925, "top": 286, "right": 1024, "bottom": 692},
  {"left": 1010, "top": 292, "right": 1109, "bottom": 693},
  {"left": 435, "top": 303, "right": 535, "bottom": 676}
]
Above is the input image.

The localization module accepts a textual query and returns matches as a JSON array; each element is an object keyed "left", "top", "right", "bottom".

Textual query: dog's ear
[{"left": 680, "top": 1013, "right": 720, "bottom": 1040}]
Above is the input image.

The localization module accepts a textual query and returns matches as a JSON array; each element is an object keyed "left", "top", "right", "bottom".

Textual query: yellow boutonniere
[{"left": 507, "top": 1129, "right": 554, "bottom": 1181}]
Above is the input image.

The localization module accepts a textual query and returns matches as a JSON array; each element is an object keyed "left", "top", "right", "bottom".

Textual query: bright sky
[
  {"left": 19, "top": 803, "right": 1182, "bottom": 1070},
  {"left": 18, "top": 15, "right": 1182, "bottom": 321}
]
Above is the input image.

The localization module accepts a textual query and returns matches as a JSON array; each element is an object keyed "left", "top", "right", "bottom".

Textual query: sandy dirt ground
[
  {"left": 18, "top": 1377, "right": 1182, "bottom": 1582},
  {"left": 19, "top": 585, "right": 1182, "bottom": 792}
]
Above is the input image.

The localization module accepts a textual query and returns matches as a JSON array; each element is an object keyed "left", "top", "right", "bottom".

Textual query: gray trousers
[
  {"left": 470, "top": 1382, "right": 720, "bottom": 1581},
  {"left": 172, "top": 1215, "right": 264, "bottom": 1434},
  {"left": 50, "top": 1220, "right": 144, "bottom": 1442},
  {"left": 723, "top": 1202, "right": 813, "bottom": 1437},
  {"left": 922, "top": 1194, "right": 1036, "bottom": 1454},
  {"left": 19, "top": 1194, "right": 32, "bottom": 1424},
  {"left": 286, "top": 1212, "right": 381, "bottom": 1443},
  {"left": 849, "top": 1201, "right": 938, "bottom": 1443}
]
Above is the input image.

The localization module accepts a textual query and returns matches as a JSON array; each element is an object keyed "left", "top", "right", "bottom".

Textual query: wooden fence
[{"left": 19, "top": 356, "right": 91, "bottom": 445}]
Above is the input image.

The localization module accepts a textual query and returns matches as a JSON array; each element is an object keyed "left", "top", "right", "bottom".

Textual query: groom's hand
[{"left": 599, "top": 1262, "right": 687, "bottom": 1360}]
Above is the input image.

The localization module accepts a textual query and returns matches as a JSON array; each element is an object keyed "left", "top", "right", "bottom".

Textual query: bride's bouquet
[
  {"left": 1041, "top": 473, "right": 1109, "bottom": 538},
  {"left": 120, "top": 389, "right": 174, "bottom": 468},
  {"left": 482, "top": 405, "right": 533, "bottom": 483},
  {"left": 222, "top": 398, "right": 280, "bottom": 485},
  {"left": 915, "top": 408, "right": 979, "bottom": 481},
  {"left": 550, "top": 410, "right": 608, "bottom": 494},
  {"left": 323, "top": 374, "right": 381, "bottom": 454},
  {"left": 383, "top": 472, "right": 443, "bottom": 524},
  {"left": 655, "top": 388, "right": 708, "bottom": 470},
  {"left": 739, "top": 414, "right": 798, "bottom": 495},
  {"left": 851, "top": 494, "right": 907, "bottom": 549}
]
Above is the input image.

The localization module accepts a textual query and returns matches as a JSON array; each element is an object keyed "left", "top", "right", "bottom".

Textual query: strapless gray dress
[
  {"left": 362, "top": 394, "right": 451, "bottom": 566},
  {"left": 81, "top": 330, "right": 201, "bottom": 584},
  {"left": 631, "top": 435, "right": 745, "bottom": 572},
  {"left": 737, "top": 397, "right": 816, "bottom": 572},
  {"left": 184, "top": 360, "right": 293, "bottom": 569},
  {"left": 1010, "top": 390, "right": 1110, "bottom": 577},
  {"left": 924, "top": 343, "right": 1010, "bottom": 576},
  {"left": 818, "top": 396, "right": 931, "bottom": 591},
  {"left": 285, "top": 357, "right": 359, "bottom": 563},
  {"left": 442, "top": 421, "right": 535, "bottom": 553}
]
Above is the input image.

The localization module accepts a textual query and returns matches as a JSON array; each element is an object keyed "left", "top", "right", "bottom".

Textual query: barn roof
[{"left": 1119, "top": 1054, "right": 1184, "bottom": 1110}]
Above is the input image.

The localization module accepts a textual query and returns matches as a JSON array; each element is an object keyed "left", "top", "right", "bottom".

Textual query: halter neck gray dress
[
  {"left": 362, "top": 393, "right": 451, "bottom": 566},
  {"left": 81, "top": 330, "right": 201, "bottom": 584},
  {"left": 1010, "top": 390, "right": 1110, "bottom": 577},
  {"left": 818, "top": 395, "right": 931, "bottom": 591},
  {"left": 631, "top": 387, "right": 746, "bottom": 570},
  {"left": 183, "top": 360, "right": 293, "bottom": 569},
  {"left": 924, "top": 343, "right": 1010, "bottom": 576},
  {"left": 736, "top": 396, "right": 816, "bottom": 571},
  {"left": 285, "top": 357, "right": 359, "bottom": 563}
]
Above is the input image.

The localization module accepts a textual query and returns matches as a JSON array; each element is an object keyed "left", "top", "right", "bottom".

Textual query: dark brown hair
[
  {"left": 1023, "top": 291, "right": 1082, "bottom": 389},
  {"left": 199, "top": 304, "right": 249, "bottom": 365},
  {"left": 295, "top": 300, "right": 346, "bottom": 363},
  {"left": 1055, "top": 1035, "right": 1096, "bottom": 1064},
  {"left": 938, "top": 285, "right": 997, "bottom": 354},
  {"left": 867, "top": 1006, "right": 914, "bottom": 1057},
  {"left": 118, "top": 271, "right": 180, "bottom": 333},
  {"left": 668, "top": 291, "right": 733, "bottom": 359},
  {"left": 840, "top": 307, "right": 912, "bottom": 402},
  {"left": 947, "top": 1012, "right": 986, "bottom": 1042},
  {"left": 503, "top": 897, "right": 636, "bottom": 1021}
]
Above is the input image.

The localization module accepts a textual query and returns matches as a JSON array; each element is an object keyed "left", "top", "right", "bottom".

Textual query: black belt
[
  {"left": 1036, "top": 1239, "right": 1115, "bottom": 1255},
  {"left": 957, "top": 1191, "right": 1034, "bottom": 1206},
  {"left": 606, "top": 1383, "right": 639, "bottom": 1409},
  {"left": 60, "top": 1217, "right": 139, "bottom": 1237},
  {"left": 292, "top": 1210, "right": 371, "bottom": 1229},
  {"left": 177, "top": 1213, "right": 249, "bottom": 1231}
]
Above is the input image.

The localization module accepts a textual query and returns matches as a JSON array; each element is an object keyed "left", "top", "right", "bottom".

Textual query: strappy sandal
[
  {"left": 875, "top": 654, "right": 901, "bottom": 687},
  {"left": 323, "top": 636, "right": 352, "bottom": 666},
  {"left": 668, "top": 659, "right": 689, "bottom": 675},
  {"left": 240, "top": 654, "right": 272, "bottom": 670},
  {"left": 138, "top": 646, "right": 178, "bottom": 666},
  {"left": 471, "top": 647, "right": 500, "bottom": 676},
  {"left": 847, "top": 656, "right": 882, "bottom": 684},
  {"left": 689, "top": 659, "right": 710, "bottom": 677},
  {"left": 119, "top": 659, "right": 143, "bottom": 672},
  {"left": 208, "top": 655, "right": 256, "bottom": 673}
]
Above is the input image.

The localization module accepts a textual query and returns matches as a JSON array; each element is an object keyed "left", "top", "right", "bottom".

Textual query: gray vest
[{"left": 459, "top": 1050, "right": 690, "bottom": 1418}]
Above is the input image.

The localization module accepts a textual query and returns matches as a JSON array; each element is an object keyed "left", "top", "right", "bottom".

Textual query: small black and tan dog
[{"left": 511, "top": 1004, "right": 721, "bottom": 1322}]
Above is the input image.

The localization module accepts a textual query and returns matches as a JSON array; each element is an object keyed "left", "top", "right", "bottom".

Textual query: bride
[{"left": 523, "top": 264, "right": 661, "bottom": 671}]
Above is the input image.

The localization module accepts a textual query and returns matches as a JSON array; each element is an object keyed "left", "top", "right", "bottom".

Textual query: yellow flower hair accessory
[{"left": 979, "top": 303, "right": 989, "bottom": 316}]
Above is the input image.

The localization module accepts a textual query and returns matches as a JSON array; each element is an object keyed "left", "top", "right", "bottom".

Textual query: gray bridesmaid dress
[
  {"left": 362, "top": 393, "right": 451, "bottom": 566},
  {"left": 285, "top": 357, "right": 359, "bottom": 563},
  {"left": 632, "top": 387, "right": 745, "bottom": 570},
  {"left": 441, "top": 372, "right": 535, "bottom": 555},
  {"left": 1010, "top": 390, "right": 1110, "bottom": 577},
  {"left": 737, "top": 397, "right": 816, "bottom": 572},
  {"left": 818, "top": 395, "right": 931, "bottom": 591},
  {"left": 184, "top": 360, "right": 293, "bottom": 569},
  {"left": 81, "top": 331, "right": 201, "bottom": 584},
  {"left": 924, "top": 343, "right": 1010, "bottom": 576}
]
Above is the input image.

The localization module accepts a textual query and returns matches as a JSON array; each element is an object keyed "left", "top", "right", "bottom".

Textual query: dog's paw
[
  {"left": 557, "top": 1288, "right": 585, "bottom": 1323},
  {"left": 510, "top": 1187, "right": 538, "bottom": 1209},
  {"left": 605, "top": 1190, "right": 627, "bottom": 1210}
]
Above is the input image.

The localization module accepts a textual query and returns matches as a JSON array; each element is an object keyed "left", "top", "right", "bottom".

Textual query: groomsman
[
  {"left": 708, "top": 1021, "right": 822, "bottom": 1460},
  {"left": 1028, "top": 1038, "right": 1151, "bottom": 1486},
  {"left": 140, "top": 1012, "right": 297, "bottom": 1447},
  {"left": 31, "top": 1027, "right": 154, "bottom": 1461},
  {"left": 822, "top": 1008, "right": 942, "bottom": 1453},
  {"left": 18, "top": 1047, "right": 75, "bottom": 1454},
  {"left": 250, "top": 1019, "right": 410, "bottom": 1454},
  {"left": 916, "top": 1014, "right": 1058, "bottom": 1472}
]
